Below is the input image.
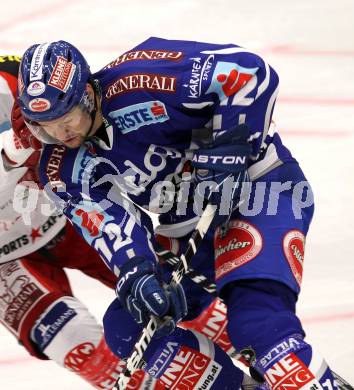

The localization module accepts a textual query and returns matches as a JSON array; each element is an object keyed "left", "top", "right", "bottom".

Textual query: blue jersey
[{"left": 40, "top": 37, "right": 296, "bottom": 275}]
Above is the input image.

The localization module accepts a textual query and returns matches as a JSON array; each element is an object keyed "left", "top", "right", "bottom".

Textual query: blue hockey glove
[
  {"left": 192, "top": 125, "right": 251, "bottom": 227},
  {"left": 116, "top": 257, "right": 187, "bottom": 338}
]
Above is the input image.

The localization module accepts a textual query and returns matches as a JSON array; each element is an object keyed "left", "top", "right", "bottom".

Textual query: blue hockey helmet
[{"left": 18, "top": 41, "right": 91, "bottom": 123}]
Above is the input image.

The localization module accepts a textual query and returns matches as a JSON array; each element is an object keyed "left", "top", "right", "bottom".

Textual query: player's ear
[{"left": 86, "top": 83, "right": 94, "bottom": 96}]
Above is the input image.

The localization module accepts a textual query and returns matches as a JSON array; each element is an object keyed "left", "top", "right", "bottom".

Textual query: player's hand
[
  {"left": 116, "top": 257, "right": 187, "bottom": 337},
  {"left": 192, "top": 125, "right": 251, "bottom": 227},
  {"left": 1, "top": 101, "right": 42, "bottom": 186},
  {"left": 11, "top": 99, "right": 42, "bottom": 150}
]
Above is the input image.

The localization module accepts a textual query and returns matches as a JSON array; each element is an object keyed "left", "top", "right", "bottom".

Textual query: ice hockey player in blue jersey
[{"left": 16, "top": 38, "right": 339, "bottom": 389}]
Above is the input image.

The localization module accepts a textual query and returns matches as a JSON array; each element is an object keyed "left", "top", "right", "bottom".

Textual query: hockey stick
[
  {"left": 114, "top": 203, "right": 216, "bottom": 390},
  {"left": 332, "top": 371, "right": 354, "bottom": 390},
  {"left": 152, "top": 167, "right": 263, "bottom": 299},
  {"left": 155, "top": 243, "right": 218, "bottom": 297}
]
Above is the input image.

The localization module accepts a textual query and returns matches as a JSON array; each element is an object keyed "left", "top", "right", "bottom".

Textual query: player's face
[{"left": 37, "top": 105, "right": 92, "bottom": 149}]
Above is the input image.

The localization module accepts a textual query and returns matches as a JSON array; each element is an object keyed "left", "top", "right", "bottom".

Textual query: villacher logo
[
  {"left": 283, "top": 230, "right": 305, "bottom": 286},
  {"left": 214, "top": 220, "right": 262, "bottom": 280}
]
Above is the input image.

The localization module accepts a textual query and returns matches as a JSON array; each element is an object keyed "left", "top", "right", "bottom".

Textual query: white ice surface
[{"left": 0, "top": 0, "right": 353, "bottom": 388}]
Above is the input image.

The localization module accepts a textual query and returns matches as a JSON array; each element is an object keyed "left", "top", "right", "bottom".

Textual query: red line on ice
[
  {"left": 302, "top": 311, "right": 354, "bottom": 325},
  {"left": 281, "top": 129, "right": 352, "bottom": 138},
  {"left": 0, "top": 356, "right": 35, "bottom": 365},
  {"left": 278, "top": 96, "right": 354, "bottom": 106},
  {"left": 264, "top": 45, "right": 354, "bottom": 57}
]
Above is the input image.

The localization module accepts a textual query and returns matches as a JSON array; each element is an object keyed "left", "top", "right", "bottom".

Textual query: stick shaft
[{"left": 114, "top": 204, "right": 216, "bottom": 389}]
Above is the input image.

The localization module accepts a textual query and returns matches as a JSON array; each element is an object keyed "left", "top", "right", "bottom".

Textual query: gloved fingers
[
  {"left": 155, "top": 316, "right": 176, "bottom": 338},
  {"left": 125, "top": 295, "right": 174, "bottom": 338},
  {"left": 213, "top": 124, "right": 249, "bottom": 146},
  {"left": 175, "top": 284, "right": 188, "bottom": 321},
  {"left": 154, "top": 284, "right": 188, "bottom": 338},
  {"left": 165, "top": 284, "right": 188, "bottom": 324},
  {"left": 125, "top": 295, "right": 149, "bottom": 325},
  {"left": 132, "top": 274, "right": 170, "bottom": 318}
]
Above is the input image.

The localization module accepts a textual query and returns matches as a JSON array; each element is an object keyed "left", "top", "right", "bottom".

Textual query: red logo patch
[
  {"left": 75, "top": 209, "right": 104, "bottom": 237},
  {"left": 181, "top": 299, "right": 235, "bottom": 356},
  {"left": 30, "top": 227, "right": 42, "bottom": 243},
  {"left": 216, "top": 69, "right": 253, "bottom": 97},
  {"left": 214, "top": 220, "right": 262, "bottom": 280},
  {"left": 64, "top": 342, "right": 95, "bottom": 372},
  {"left": 264, "top": 353, "right": 318, "bottom": 390},
  {"left": 283, "top": 230, "right": 305, "bottom": 286},
  {"left": 150, "top": 101, "right": 167, "bottom": 118},
  {"left": 29, "top": 98, "right": 51, "bottom": 112},
  {"left": 160, "top": 346, "right": 221, "bottom": 389},
  {"left": 48, "top": 56, "right": 76, "bottom": 92}
]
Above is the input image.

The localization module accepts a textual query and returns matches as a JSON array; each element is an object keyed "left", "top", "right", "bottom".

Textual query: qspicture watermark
[{"left": 11, "top": 156, "right": 314, "bottom": 226}]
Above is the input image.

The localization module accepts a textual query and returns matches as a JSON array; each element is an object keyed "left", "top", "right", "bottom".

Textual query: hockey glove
[
  {"left": 116, "top": 257, "right": 187, "bottom": 338},
  {"left": 11, "top": 100, "right": 42, "bottom": 151},
  {"left": 192, "top": 125, "right": 251, "bottom": 227},
  {"left": 1, "top": 101, "right": 42, "bottom": 186}
]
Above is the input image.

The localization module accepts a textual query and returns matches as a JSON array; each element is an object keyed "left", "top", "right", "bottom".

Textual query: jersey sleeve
[
  {"left": 181, "top": 45, "right": 279, "bottom": 160},
  {"left": 206, "top": 48, "right": 279, "bottom": 159},
  {"left": 64, "top": 190, "right": 157, "bottom": 276},
  {"left": 39, "top": 144, "right": 158, "bottom": 276}
]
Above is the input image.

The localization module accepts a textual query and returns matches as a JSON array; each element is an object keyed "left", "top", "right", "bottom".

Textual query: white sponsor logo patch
[
  {"left": 108, "top": 101, "right": 169, "bottom": 134},
  {"left": 27, "top": 81, "right": 46, "bottom": 96},
  {"left": 30, "top": 43, "right": 50, "bottom": 81}
]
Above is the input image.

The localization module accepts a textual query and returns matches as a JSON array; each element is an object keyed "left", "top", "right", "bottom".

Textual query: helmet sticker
[
  {"left": 48, "top": 56, "right": 76, "bottom": 92},
  {"left": 19, "top": 40, "right": 91, "bottom": 122},
  {"left": 27, "top": 81, "right": 46, "bottom": 96},
  {"left": 29, "top": 98, "right": 51, "bottom": 112},
  {"left": 30, "top": 43, "right": 50, "bottom": 81}
]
